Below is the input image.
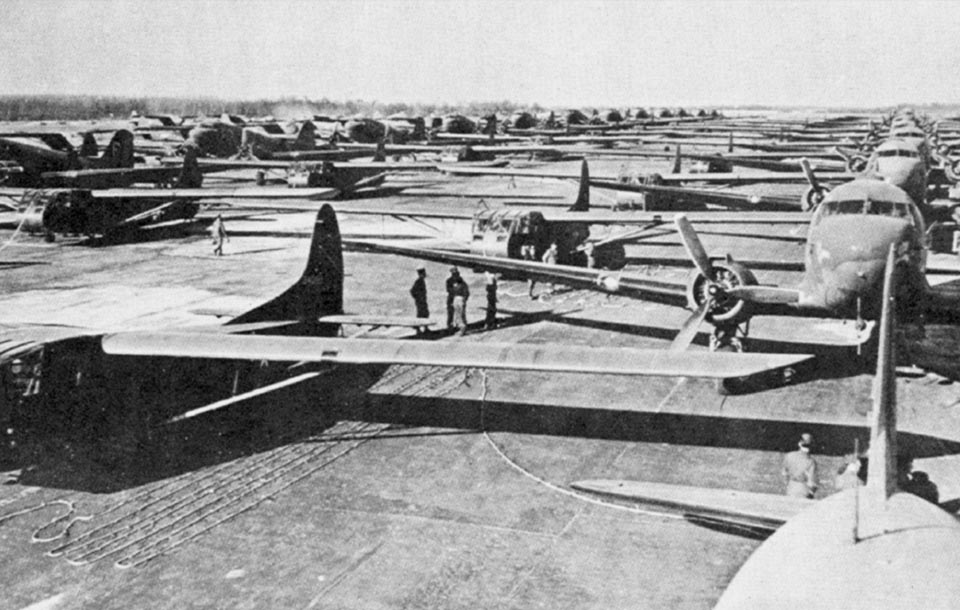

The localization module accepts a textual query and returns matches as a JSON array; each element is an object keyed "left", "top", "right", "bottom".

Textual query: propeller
[
  {"left": 671, "top": 214, "right": 718, "bottom": 351},
  {"left": 799, "top": 157, "right": 827, "bottom": 211}
]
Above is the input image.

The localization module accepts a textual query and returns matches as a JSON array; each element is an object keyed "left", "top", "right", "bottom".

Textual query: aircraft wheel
[{"left": 43, "top": 231, "right": 55, "bottom": 243}]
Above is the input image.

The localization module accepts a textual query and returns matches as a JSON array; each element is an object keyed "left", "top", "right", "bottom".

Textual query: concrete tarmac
[{"left": 1, "top": 160, "right": 960, "bottom": 609}]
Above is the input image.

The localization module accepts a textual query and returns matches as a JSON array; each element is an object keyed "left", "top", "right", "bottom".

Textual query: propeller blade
[
  {"left": 799, "top": 158, "right": 821, "bottom": 194},
  {"left": 670, "top": 298, "right": 712, "bottom": 352},
  {"left": 674, "top": 214, "right": 714, "bottom": 280}
]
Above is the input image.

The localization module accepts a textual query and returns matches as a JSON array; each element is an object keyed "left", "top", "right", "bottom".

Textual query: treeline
[{"left": 0, "top": 95, "right": 545, "bottom": 121}]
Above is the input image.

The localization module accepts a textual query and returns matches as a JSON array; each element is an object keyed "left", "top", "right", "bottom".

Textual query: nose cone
[
  {"left": 875, "top": 159, "right": 925, "bottom": 203},
  {"left": 807, "top": 215, "right": 912, "bottom": 313}
]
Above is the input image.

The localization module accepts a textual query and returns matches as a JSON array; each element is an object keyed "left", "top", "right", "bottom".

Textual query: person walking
[
  {"left": 410, "top": 265, "right": 429, "bottom": 335},
  {"left": 210, "top": 214, "right": 229, "bottom": 256}
]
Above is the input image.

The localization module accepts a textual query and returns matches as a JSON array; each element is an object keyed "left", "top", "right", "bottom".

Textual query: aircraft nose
[{"left": 813, "top": 215, "right": 912, "bottom": 311}]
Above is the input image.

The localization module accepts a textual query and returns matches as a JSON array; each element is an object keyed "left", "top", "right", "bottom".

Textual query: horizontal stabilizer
[
  {"left": 318, "top": 314, "right": 437, "bottom": 328},
  {"left": 101, "top": 332, "right": 812, "bottom": 379},
  {"left": 572, "top": 479, "right": 813, "bottom": 531}
]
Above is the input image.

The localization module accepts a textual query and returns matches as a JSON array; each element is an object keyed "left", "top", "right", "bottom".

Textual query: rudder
[
  {"left": 568, "top": 160, "right": 590, "bottom": 212},
  {"left": 101, "top": 130, "right": 134, "bottom": 168},
  {"left": 228, "top": 204, "right": 344, "bottom": 326}
]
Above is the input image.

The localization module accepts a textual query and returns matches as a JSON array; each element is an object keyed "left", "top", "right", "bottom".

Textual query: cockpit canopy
[{"left": 814, "top": 179, "right": 922, "bottom": 228}]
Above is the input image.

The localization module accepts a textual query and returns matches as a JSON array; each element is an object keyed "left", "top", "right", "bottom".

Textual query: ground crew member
[
  {"left": 782, "top": 432, "right": 818, "bottom": 498},
  {"left": 410, "top": 265, "right": 429, "bottom": 334},
  {"left": 541, "top": 242, "right": 558, "bottom": 294},
  {"left": 210, "top": 214, "right": 229, "bottom": 256},
  {"left": 905, "top": 471, "right": 940, "bottom": 504},
  {"left": 445, "top": 267, "right": 460, "bottom": 328},
  {"left": 484, "top": 272, "right": 498, "bottom": 330},
  {"left": 521, "top": 240, "right": 537, "bottom": 298},
  {"left": 451, "top": 275, "right": 469, "bottom": 336},
  {"left": 834, "top": 456, "right": 865, "bottom": 491},
  {"left": 584, "top": 241, "right": 597, "bottom": 269}
]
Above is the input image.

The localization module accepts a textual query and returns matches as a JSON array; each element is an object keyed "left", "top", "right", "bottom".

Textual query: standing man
[
  {"left": 451, "top": 274, "right": 470, "bottom": 336},
  {"left": 445, "top": 267, "right": 460, "bottom": 328},
  {"left": 521, "top": 242, "right": 537, "bottom": 298},
  {"left": 484, "top": 272, "right": 498, "bottom": 330},
  {"left": 210, "top": 214, "right": 229, "bottom": 256},
  {"left": 782, "top": 432, "right": 818, "bottom": 499},
  {"left": 541, "top": 242, "right": 558, "bottom": 295},
  {"left": 584, "top": 241, "right": 597, "bottom": 269},
  {"left": 410, "top": 265, "right": 429, "bottom": 335}
]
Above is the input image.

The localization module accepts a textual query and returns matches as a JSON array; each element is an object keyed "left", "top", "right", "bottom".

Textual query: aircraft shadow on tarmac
[
  {"left": 6, "top": 358, "right": 960, "bottom": 495},
  {"left": 4, "top": 309, "right": 959, "bottom": 494}
]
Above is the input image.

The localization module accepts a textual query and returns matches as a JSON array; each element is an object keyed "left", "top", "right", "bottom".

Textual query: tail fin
[
  {"left": 177, "top": 145, "right": 203, "bottom": 188},
  {"left": 866, "top": 244, "right": 899, "bottom": 502},
  {"left": 373, "top": 137, "right": 386, "bottom": 162},
  {"left": 228, "top": 204, "right": 344, "bottom": 326},
  {"left": 101, "top": 130, "right": 134, "bottom": 168},
  {"left": 672, "top": 145, "right": 682, "bottom": 174},
  {"left": 488, "top": 114, "right": 497, "bottom": 142},
  {"left": 295, "top": 120, "right": 317, "bottom": 149},
  {"left": 79, "top": 132, "right": 99, "bottom": 158},
  {"left": 568, "top": 160, "right": 590, "bottom": 212},
  {"left": 727, "top": 131, "right": 734, "bottom": 153}
]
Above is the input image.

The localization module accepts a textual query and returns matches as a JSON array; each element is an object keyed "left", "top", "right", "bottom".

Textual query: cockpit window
[
  {"left": 818, "top": 199, "right": 915, "bottom": 222},
  {"left": 877, "top": 148, "right": 919, "bottom": 158}
]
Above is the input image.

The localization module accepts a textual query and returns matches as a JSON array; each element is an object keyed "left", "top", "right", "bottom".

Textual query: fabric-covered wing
[
  {"left": 101, "top": 332, "right": 812, "bottom": 379},
  {"left": 90, "top": 187, "right": 339, "bottom": 200},
  {"left": 572, "top": 479, "right": 814, "bottom": 532},
  {"left": 344, "top": 239, "right": 689, "bottom": 306}
]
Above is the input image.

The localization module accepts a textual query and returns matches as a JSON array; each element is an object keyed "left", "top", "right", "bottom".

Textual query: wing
[
  {"left": 439, "top": 163, "right": 854, "bottom": 185},
  {"left": 571, "top": 479, "right": 814, "bottom": 533},
  {"left": 89, "top": 187, "right": 339, "bottom": 200},
  {"left": 101, "top": 331, "right": 811, "bottom": 379},
  {"left": 345, "top": 239, "right": 690, "bottom": 305}
]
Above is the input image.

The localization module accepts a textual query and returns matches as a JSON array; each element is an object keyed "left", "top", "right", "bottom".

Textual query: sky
[{"left": 3, "top": 0, "right": 960, "bottom": 108}]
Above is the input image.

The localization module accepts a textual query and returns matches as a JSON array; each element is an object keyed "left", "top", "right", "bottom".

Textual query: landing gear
[{"left": 711, "top": 323, "right": 746, "bottom": 396}]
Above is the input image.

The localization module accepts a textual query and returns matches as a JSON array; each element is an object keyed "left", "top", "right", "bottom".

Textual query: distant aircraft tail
[
  {"left": 373, "top": 138, "right": 386, "bottom": 162},
  {"left": 178, "top": 145, "right": 203, "bottom": 188},
  {"left": 101, "top": 130, "right": 134, "bottom": 168},
  {"left": 295, "top": 121, "right": 317, "bottom": 149},
  {"left": 79, "top": 132, "right": 99, "bottom": 158},
  {"left": 568, "top": 160, "right": 590, "bottom": 212},
  {"left": 228, "top": 204, "right": 344, "bottom": 326},
  {"left": 672, "top": 144, "right": 682, "bottom": 174}
]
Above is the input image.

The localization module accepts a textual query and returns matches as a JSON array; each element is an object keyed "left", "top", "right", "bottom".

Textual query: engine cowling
[
  {"left": 685, "top": 260, "right": 758, "bottom": 324},
  {"left": 801, "top": 185, "right": 828, "bottom": 212}
]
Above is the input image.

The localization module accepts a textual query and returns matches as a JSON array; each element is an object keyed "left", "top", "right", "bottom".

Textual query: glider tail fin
[
  {"left": 79, "top": 132, "right": 99, "bottom": 158},
  {"left": 568, "top": 159, "right": 590, "bottom": 212},
  {"left": 229, "top": 204, "right": 344, "bottom": 326},
  {"left": 101, "top": 130, "right": 135, "bottom": 168},
  {"left": 178, "top": 145, "right": 203, "bottom": 188}
]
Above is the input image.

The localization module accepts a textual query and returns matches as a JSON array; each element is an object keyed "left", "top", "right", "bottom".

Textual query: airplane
[
  {"left": 336, "top": 161, "right": 809, "bottom": 271},
  {"left": 0, "top": 205, "right": 808, "bottom": 450},
  {"left": 0, "top": 149, "right": 339, "bottom": 240},
  {"left": 573, "top": 246, "right": 960, "bottom": 609},
  {"left": 350, "top": 176, "right": 960, "bottom": 382},
  {"left": 0, "top": 130, "right": 135, "bottom": 186},
  {"left": 237, "top": 120, "right": 321, "bottom": 160}
]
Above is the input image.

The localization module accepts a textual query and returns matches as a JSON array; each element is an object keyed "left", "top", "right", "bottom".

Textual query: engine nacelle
[
  {"left": 801, "top": 185, "right": 828, "bottom": 212},
  {"left": 685, "top": 260, "right": 758, "bottom": 325}
]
